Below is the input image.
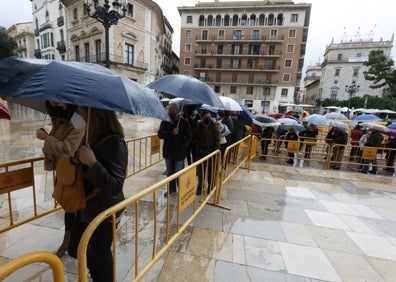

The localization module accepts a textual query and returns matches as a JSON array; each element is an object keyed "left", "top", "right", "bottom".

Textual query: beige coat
[{"left": 42, "top": 119, "right": 85, "bottom": 171}]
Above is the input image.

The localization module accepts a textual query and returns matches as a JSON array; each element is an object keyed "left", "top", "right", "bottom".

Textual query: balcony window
[
  {"left": 187, "top": 15, "right": 192, "bottom": 24},
  {"left": 125, "top": 43, "right": 134, "bottom": 65},
  {"left": 291, "top": 14, "right": 298, "bottom": 23}
]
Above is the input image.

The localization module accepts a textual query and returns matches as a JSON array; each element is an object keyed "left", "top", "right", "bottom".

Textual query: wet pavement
[{"left": 1, "top": 105, "right": 396, "bottom": 281}]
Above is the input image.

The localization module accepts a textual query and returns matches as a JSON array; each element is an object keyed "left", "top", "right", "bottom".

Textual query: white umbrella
[
  {"left": 325, "top": 112, "right": 348, "bottom": 120},
  {"left": 277, "top": 117, "right": 299, "bottom": 125},
  {"left": 219, "top": 96, "right": 242, "bottom": 111},
  {"left": 360, "top": 122, "right": 389, "bottom": 132}
]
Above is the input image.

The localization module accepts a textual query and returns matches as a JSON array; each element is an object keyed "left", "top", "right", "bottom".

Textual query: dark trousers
[
  {"left": 68, "top": 220, "right": 113, "bottom": 282},
  {"left": 260, "top": 139, "right": 271, "bottom": 156},
  {"left": 165, "top": 158, "right": 185, "bottom": 193},
  {"left": 386, "top": 149, "right": 396, "bottom": 167},
  {"left": 64, "top": 212, "right": 75, "bottom": 231}
]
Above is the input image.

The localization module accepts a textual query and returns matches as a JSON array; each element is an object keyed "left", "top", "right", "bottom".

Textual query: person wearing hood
[
  {"left": 158, "top": 103, "right": 192, "bottom": 196},
  {"left": 36, "top": 101, "right": 85, "bottom": 257}
]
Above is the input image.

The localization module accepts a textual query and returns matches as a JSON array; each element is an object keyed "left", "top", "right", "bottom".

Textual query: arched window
[
  {"left": 268, "top": 14, "right": 274, "bottom": 26},
  {"left": 277, "top": 13, "right": 283, "bottom": 26},
  {"left": 207, "top": 15, "right": 213, "bottom": 26},
  {"left": 250, "top": 14, "right": 256, "bottom": 26},
  {"left": 224, "top": 14, "right": 230, "bottom": 26},
  {"left": 241, "top": 14, "right": 247, "bottom": 26},
  {"left": 258, "top": 14, "right": 265, "bottom": 25},
  {"left": 45, "top": 10, "right": 49, "bottom": 22},
  {"left": 215, "top": 14, "right": 221, "bottom": 26},
  {"left": 199, "top": 15, "right": 205, "bottom": 26},
  {"left": 232, "top": 14, "right": 238, "bottom": 26}
]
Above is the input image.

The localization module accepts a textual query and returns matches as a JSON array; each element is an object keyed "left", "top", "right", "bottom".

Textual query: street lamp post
[
  {"left": 345, "top": 80, "right": 360, "bottom": 119},
  {"left": 262, "top": 80, "right": 270, "bottom": 115},
  {"left": 84, "top": 0, "right": 127, "bottom": 68}
]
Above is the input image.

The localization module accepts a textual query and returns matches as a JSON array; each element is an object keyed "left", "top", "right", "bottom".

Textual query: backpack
[{"left": 53, "top": 155, "right": 86, "bottom": 212}]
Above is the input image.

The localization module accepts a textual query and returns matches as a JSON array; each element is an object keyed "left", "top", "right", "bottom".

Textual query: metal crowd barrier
[
  {"left": 0, "top": 157, "right": 60, "bottom": 233},
  {"left": 0, "top": 134, "right": 282, "bottom": 280},
  {"left": 0, "top": 135, "right": 163, "bottom": 233},
  {"left": 76, "top": 136, "right": 256, "bottom": 281},
  {"left": 76, "top": 150, "right": 223, "bottom": 281},
  {"left": 258, "top": 136, "right": 331, "bottom": 168},
  {"left": 257, "top": 136, "right": 396, "bottom": 172},
  {"left": 125, "top": 134, "right": 163, "bottom": 177},
  {"left": 0, "top": 252, "right": 64, "bottom": 282}
]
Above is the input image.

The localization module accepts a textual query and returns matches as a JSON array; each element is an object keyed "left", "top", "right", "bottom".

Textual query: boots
[{"left": 55, "top": 231, "right": 70, "bottom": 257}]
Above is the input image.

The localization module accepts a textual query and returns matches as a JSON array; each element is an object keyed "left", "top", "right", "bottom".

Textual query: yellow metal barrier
[
  {"left": 125, "top": 134, "right": 163, "bottom": 177},
  {"left": 0, "top": 252, "right": 64, "bottom": 281},
  {"left": 0, "top": 157, "right": 61, "bottom": 233},
  {"left": 215, "top": 135, "right": 253, "bottom": 211},
  {"left": 76, "top": 150, "right": 222, "bottom": 281}
]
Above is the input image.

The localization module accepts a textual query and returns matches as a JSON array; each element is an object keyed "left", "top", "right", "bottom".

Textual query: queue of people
[
  {"left": 256, "top": 117, "right": 395, "bottom": 173},
  {"left": 157, "top": 103, "right": 248, "bottom": 196}
]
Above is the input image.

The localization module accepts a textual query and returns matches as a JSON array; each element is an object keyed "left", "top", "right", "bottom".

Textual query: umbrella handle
[{"left": 85, "top": 107, "right": 91, "bottom": 145}]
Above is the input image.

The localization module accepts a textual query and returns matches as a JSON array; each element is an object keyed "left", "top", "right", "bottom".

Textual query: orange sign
[
  {"left": 151, "top": 136, "right": 160, "bottom": 155},
  {"left": 287, "top": 141, "right": 300, "bottom": 153},
  {"left": 178, "top": 166, "right": 196, "bottom": 213},
  {"left": 362, "top": 147, "right": 377, "bottom": 160},
  {"left": 0, "top": 167, "right": 34, "bottom": 194}
]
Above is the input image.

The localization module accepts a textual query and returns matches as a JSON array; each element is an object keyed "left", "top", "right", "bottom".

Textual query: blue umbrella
[
  {"left": 387, "top": 123, "right": 396, "bottom": 129},
  {"left": 147, "top": 74, "right": 224, "bottom": 108},
  {"left": 353, "top": 114, "right": 382, "bottom": 122},
  {"left": 0, "top": 56, "right": 168, "bottom": 120},
  {"left": 238, "top": 102, "right": 254, "bottom": 125},
  {"left": 306, "top": 114, "right": 327, "bottom": 125}
]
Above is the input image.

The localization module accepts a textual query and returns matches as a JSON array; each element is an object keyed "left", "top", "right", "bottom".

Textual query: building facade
[
  {"left": 303, "top": 64, "right": 321, "bottom": 110},
  {"left": 31, "top": 0, "right": 67, "bottom": 60},
  {"left": 61, "top": 0, "right": 177, "bottom": 85},
  {"left": 7, "top": 22, "right": 35, "bottom": 58},
  {"left": 318, "top": 36, "right": 394, "bottom": 105},
  {"left": 178, "top": 0, "right": 311, "bottom": 114}
]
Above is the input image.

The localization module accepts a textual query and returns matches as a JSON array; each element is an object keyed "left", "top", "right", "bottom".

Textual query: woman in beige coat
[{"left": 36, "top": 101, "right": 85, "bottom": 257}]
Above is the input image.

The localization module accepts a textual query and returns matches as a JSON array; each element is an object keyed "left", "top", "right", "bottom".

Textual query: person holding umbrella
[
  {"left": 67, "top": 107, "right": 128, "bottom": 282},
  {"left": 158, "top": 103, "right": 192, "bottom": 196},
  {"left": 36, "top": 101, "right": 85, "bottom": 257}
]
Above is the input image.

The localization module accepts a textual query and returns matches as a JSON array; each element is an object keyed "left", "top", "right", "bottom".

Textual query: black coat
[
  {"left": 158, "top": 117, "right": 192, "bottom": 160},
  {"left": 79, "top": 134, "right": 128, "bottom": 223}
]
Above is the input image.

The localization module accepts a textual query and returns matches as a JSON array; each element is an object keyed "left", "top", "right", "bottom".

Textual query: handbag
[{"left": 53, "top": 154, "right": 86, "bottom": 212}]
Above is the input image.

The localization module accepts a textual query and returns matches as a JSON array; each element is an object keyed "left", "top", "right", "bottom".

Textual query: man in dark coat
[
  {"left": 192, "top": 109, "right": 220, "bottom": 195},
  {"left": 158, "top": 103, "right": 192, "bottom": 195},
  {"left": 360, "top": 129, "right": 384, "bottom": 174}
]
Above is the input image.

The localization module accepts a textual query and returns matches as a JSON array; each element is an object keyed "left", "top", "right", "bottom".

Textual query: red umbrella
[{"left": 0, "top": 102, "right": 11, "bottom": 120}]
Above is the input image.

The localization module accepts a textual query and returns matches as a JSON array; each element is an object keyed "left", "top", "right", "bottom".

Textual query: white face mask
[{"left": 70, "top": 112, "right": 86, "bottom": 130}]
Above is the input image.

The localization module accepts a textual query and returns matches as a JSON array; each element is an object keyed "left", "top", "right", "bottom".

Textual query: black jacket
[
  {"left": 158, "top": 117, "right": 192, "bottom": 160},
  {"left": 79, "top": 134, "right": 128, "bottom": 223}
]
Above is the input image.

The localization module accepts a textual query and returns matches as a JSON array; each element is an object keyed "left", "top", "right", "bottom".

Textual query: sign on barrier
[
  {"left": 0, "top": 167, "right": 34, "bottom": 194},
  {"left": 362, "top": 147, "right": 377, "bottom": 160},
  {"left": 287, "top": 141, "right": 300, "bottom": 153},
  {"left": 178, "top": 166, "right": 197, "bottom": 213},
  {"left": 151, "top": 136, "right": 160, "bottom": 155}
]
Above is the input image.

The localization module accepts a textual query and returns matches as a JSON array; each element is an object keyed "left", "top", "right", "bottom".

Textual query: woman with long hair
[{"left": 67, "top": 107, "right": 128, "bottom": 281}]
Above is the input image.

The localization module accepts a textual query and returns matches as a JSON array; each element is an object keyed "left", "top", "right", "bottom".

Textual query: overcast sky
[{"left": 1, "top": 0, "right": 395, "bottom": 72}]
